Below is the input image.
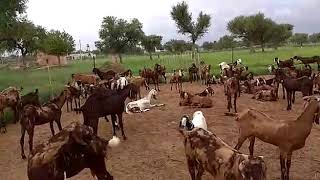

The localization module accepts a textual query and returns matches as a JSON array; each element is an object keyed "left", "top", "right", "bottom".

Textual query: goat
[
  {"left": 154, "top": 63, "right": 166, "bottom": 83},
  {"left": 140, "top": 68, "right": 160, "bottom": 91},
  {"left": 179, "top": 92, "right": 213, "bottom": 108},
  {"left": 65, "top": 84, "right": 82, "bottom": 113},
  {"left": 188, "top": 63, "right": 199, "bottom": 83},
  {"left": 126, "top": 89, "right": 164, "bottom": 113},
  {"left": 225, "top": 77, "right": 239, "bottom": 113},
  {"left": 75, "top": 84, "right": 137, "bottom": 139},
  {"left": 20, "top": 89, "right": 68, "bottom": 159},
  {"left": 27, "top": 122, "right": 120, "bottom": 180},
  {"left": 92, "top": 68, "right": 116, "bottom": 81},
  {"left": 219, "top": 62, "right": 230, "bottom": 74},
  {"left": 180, "top": 111, "right": 207, "bottom": 130},
  {"left": 0, "top": 95, "right": 10, "bottom": 133},
  {"left": 170, "top": 69, "right": 183, "bottom": 92},
  {"left": 234, "top": 96, "right": 320, "bottom": 180},
  {"left": 71, "top": 73, "right": 100, "bottom": 85},
  {"left": 199, "top": 63, "right": 211, "bottom": 85},
  {"left": 0, "top": 87, "right": 21, "bottom": 123},
  {"left": 252, "top": 88, "right": 277, "bottom": 101},
  {"left": 283, "top": 76, "right": 314, "bottom": 110},
  {"left": 293, "top": 55, "right": 320, "bottom": 70},
  {"left": 179, "top": 122, "right": 267, "bottom": 180},
  {"left": 127, "top": 76, "right": 149, "bottom": 99},
  {"left": 195, "top": 86, "right": 214, "bottom": 96},
  {"left": 274, "top": 57, "right": 294, "bottom": 68}
]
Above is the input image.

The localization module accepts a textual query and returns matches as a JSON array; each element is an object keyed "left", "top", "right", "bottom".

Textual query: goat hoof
[
  {"left": 123, "top": 136, "right": 127, "bottom": 140},
  {"left": 22, "top": 155, "right": 27, "bottom": 160}
]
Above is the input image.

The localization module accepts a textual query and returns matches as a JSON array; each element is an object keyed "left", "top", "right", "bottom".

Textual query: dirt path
[{"left": 0, "top": 81, "right": 320, "bottom": 180}]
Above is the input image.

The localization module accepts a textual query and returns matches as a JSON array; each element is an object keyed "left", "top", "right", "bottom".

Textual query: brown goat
[
  {"left": 170, "top": 69, "right": 183, "bottom": 92},
  {"left": 27, "top": 122, "right": 120, "bottom": 180},
  {"left": 179, "top": 126, "right": 267, "bottom": 180},
  {"left": 71, "top": 73, "right": 100, "bottom": 85},
  {"left": 195, "top": 86, "right": 214, "bottom": 96},
  {"left": 225, "top": 77, "right": 239, "bottom": 113},
  {"left": 234, "top": 96, "right": 320, "bottom": 180},
  {"left": 20, "top": 89, "right": 68, "bottom": 159},
  {"left": 127, "top": 76, "right": 149, "bottom": 99},
  {"left": 179, "top": 92, "right": 213, "bottom": 108},
  {"left": 66, "top": 84, "right": 82, "bottom": 113},
  {"left": 0, "top": 87, "right": 21, "bottom": 123},
  {"left": 252, "top": 88, "right": 277, "bottom": 101}
]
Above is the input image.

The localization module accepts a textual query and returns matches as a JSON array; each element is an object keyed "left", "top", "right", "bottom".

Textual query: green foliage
[
  {"left": 164, "top": 39, "right": 192, "bottom": 54},
  {"left": 290, "top": 33, "right": 309, "bottom": 46},
  {"left": 141, "top": 35, "right": 162, "bottom": 59},
  {"left": 309, "top": 33, "right": 320, "bottom": 43},
  {"left": 217, "top": 35, "right": 234, "bottom": 49},
  {"left": 98, "top": 16, "right": 144, "bottom": 56},
  {"left": 41, "top": 30, "right": 75, "bottom": 59},
  {"left": 171, "top": 1, "right": 211, "bottom": 58},
  {"left": 228, "top": 13, "right": 293, "bottom": 52}
]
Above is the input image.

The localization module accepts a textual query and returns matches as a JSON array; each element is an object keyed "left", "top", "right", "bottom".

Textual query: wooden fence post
[{"left": 47, "top": 65, "right": 53, "bottom": 99}]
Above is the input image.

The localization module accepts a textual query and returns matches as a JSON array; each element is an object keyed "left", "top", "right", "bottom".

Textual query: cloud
[{"left": 26, "top": 0, "right": 320, "bottom": 49}]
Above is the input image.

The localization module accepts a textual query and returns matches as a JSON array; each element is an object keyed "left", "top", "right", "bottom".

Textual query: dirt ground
[{"left": 1, "top": 80, "right": 320, "bottom": 180}]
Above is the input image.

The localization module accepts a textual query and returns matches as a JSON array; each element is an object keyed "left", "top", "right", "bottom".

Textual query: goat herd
[{"left": 0, "top": 55, "right": 320, "bottom": 180}]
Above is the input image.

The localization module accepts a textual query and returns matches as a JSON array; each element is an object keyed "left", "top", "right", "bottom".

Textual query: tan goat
[
  {"left": 234, "top": 96, "right": 320, "bottom": 180},
  {"left": 127, "top": 76, "right": 149, "bottom": 99},
  {"left": 179, "top": 92, "right": 213, "bottom": 108},
  {"left": 71, "top": 73, "right": 100, "bottom": 85}
]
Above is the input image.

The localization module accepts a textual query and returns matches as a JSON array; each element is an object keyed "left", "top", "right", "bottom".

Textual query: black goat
[
  {"left": 75, "top": 84, "right": 136, "bottom": 140},
  {"left": 92, "top": 68, "right": 116, "bottom": 81},
  {"left": 283, "top": 75, "right": 314, "bottom": 110},
  {"left": 274, "top": 57, "right": 294, "bottom": 68}
]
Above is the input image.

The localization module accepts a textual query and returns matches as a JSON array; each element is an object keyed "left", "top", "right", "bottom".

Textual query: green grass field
[{"left": 0, "top": 46, "right": 319, "bottom": 102}]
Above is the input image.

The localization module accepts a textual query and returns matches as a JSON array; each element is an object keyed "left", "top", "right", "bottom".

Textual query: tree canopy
[
  {"left": 171, "top": 1, "right": 211, "bottom": 59},
  {"left": 164, "top": 39, "right": 192, "bottom": 54},
  {"left": 41, "top": 30, "right": 75, "bottom": 64},
  {"left": 98, "top": 16, "right": 144, "bottom": 62},
  {"left": 141, "top": 35, "right": 162, "bottom": 60},
  {"left": 290, "top": 33, "right": 309, "bottom": 47},
  {"left": 228, "top": 13, "right": 293, "bottom": 52},
  {"left": 309, "top": 33, "right": 320, "bottom": 44}
]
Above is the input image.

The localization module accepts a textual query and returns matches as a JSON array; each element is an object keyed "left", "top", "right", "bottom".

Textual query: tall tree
[
  {"left": 4, "top": 20, "right": 47, "bottom": 64},
  {"left": 217, "top": 35, "right": 234, "bottom": 49},
  {"left": 228, "top": 13, "right": 276, "bottom": 52},
  {"left": 202, "top": 41, "right": 215, "bottom": 51},
  {"left": 309, "top": 33, "right": 320, "bottom": 44},
  {"left": 41, "top": 30, "right": 75, "bottom": 65},
  {"left": 290, "top": 33, "right": 309, "bottom": 47},
  {"left": 171, "top": 1, "right": 211, "bottom": 60},
  {"left": 141, "top": 35, "right": 162, "bottom": 60},
  {"left": 98, "top": 16, "right": 144, "bottom": 63},
  {"left": 270, "top": 24, "right": 293, "bottom": 49}
]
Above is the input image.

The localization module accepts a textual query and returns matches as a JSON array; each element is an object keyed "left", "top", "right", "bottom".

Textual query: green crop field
[{"left": 0, "top": 46, "right": 319, "bottom": 103}]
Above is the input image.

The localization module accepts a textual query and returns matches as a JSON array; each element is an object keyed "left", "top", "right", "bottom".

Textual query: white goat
[
  {"left": 180, "top": 111, "right": 207, "bottom": 130},
  {"left": 219, "top": 62, "right": 230, "bottom": 74},
  {"left": 125, "top": 89, "right": 164, "bottom": 113},
  {"left": 117, "top": 76, "right": 128, "bottom": 90}
]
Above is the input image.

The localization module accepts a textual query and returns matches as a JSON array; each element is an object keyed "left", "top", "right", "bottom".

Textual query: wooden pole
[{"left": 47, "top": 65, "right": 53, "bottom": 99}]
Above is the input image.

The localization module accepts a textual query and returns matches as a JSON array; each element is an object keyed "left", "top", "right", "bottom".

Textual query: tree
[
  {"left": 41, "top": 30, "right": 75, "bottom": 65},
  {"left": 141, "top": 35, "right": 162, "bottom": 60},
  {"left": 0, "top": 0, "right": 27, "bottom": 40},
  {"left": 98, "top": 16, "right": 144, "bottom": 63},
  {"left": 309, "top": 33, "right": 320, "bottom": 44},
  {"left": 171, "top": 1, "right": 211, "bottom": 60},
  {"left": 290, "top": 33, "right": 309, "bottom": 47},
  {"left": 4, "top": 20, "right": 47, "bottom": 64},
  {"left": 164, "top": 39, "right": 191, "bottom": 54},
  {"left": 228, "top": 13, "right": 276, "bottom": 52},
  {"left": 217, "top": 35, "right": 234, "bottom": 49},
  {"left": 202, "top": 41, "right": 215, "bottom": 51},
  {"left": 270, "top": 24, "right": 293, "bottom": 49}
]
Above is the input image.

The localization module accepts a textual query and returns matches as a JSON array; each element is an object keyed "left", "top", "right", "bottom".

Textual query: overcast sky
[{"left": 26, "top": 0, "right": 320, "bottom": 50}]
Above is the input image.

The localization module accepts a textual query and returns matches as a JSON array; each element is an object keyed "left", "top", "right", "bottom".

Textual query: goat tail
[{"left": 108, "top": 136, "right": 120, "bottom": 147}]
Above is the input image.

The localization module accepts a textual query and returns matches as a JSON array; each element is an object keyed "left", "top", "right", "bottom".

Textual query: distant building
[{"left": 36, "top": 52, "right": 67, "bottom": 66}]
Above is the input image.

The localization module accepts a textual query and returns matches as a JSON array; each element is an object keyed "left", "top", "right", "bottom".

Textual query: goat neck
[
  {"left": 145, "top": 90, "right": 155, "bottom": 100},
  {"left": 55, "top": 91, "right": 68, "bottom": 109},
  {"left": 118, "top": 85, "right": 133, "bottom": 101},
  {"left": 295, "top": 99, "right": 319, "bottom": 135}
]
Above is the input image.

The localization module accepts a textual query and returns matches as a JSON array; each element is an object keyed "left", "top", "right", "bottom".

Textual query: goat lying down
[
  {"left": 126, "top": 89, "right": 164, "bottom": 113},
  {"left": 179, "top": 117, "right": 267, "bottom": 180},
  {"left": 27, "top": 122, "right": 120, "bottom": 180}
]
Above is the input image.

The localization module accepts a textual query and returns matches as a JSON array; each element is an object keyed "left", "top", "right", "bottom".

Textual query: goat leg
[
  {"left": 286, "top": 152, "right": 292, "bottom": 180},
  {"left": 280, "top": 152, "right": 286, "bottom": 180},
  {"left": 248, "top": 136, "right": 255, "bottom": 156},
  {"left": 20, "top": 126, "right": 27, "bottom": 159}
]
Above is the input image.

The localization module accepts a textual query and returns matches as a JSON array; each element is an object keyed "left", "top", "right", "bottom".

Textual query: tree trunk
[
  {"left": 249, "top": 42, "right": 255, "bottom": 53},
  {"left": 149, "top": 53, "right": 153, "bottom": 60},
  {"left": 119, "top": 54, "right": 123, "bottom": 63},
  {"left": 192, "top": 40, "right": 196, "bottom": 61},
  {"left": 58, "top": 55, "right": 61, "bottom": 65},
  {"left": 261, "top": 42, "right": 265, "bottom": 52},
  {"left": 157, "top": 54, "right": 160, "bottom": 59}
]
